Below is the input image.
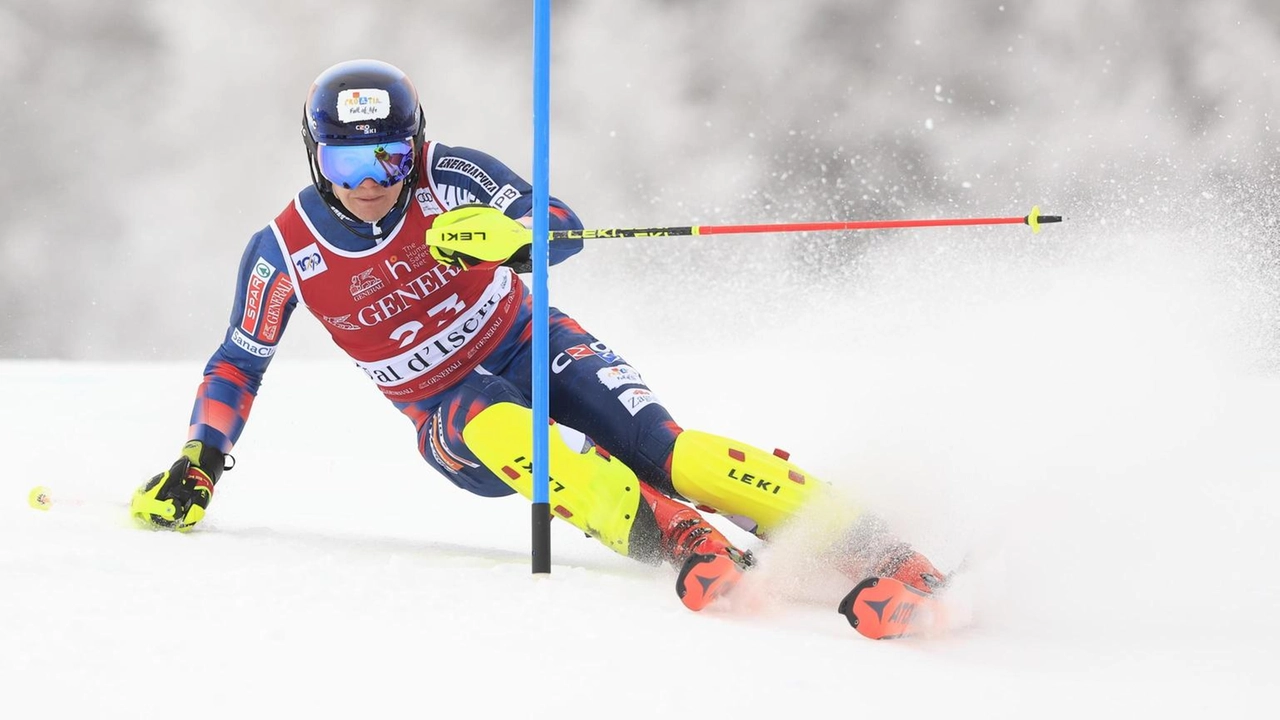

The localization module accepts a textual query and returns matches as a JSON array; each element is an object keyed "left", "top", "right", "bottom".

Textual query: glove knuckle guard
[{"left": 131, "top": 441, "right": 228, "bottom": 531}]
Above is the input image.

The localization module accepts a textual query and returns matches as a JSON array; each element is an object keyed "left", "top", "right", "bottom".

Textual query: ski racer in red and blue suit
[{"left": 131, "top": 59, "right": 946, "bottom": 611}]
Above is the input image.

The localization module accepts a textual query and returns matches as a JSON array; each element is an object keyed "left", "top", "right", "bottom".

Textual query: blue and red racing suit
[{"left": 190, "top": 141, "right": 683, "bottom": 497}]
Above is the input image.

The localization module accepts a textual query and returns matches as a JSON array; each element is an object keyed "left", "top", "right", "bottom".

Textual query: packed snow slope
[{"left": 2, "top": 226, "right": 1277, "bottom": 718}]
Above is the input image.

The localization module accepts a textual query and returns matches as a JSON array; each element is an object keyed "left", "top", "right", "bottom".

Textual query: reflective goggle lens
[{"left": 317, "top": 140, "right": 415, "bottom": 188}]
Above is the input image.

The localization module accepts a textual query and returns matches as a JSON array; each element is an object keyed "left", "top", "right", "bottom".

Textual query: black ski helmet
[{"left": 302, "top": 59, "right": 426, "bottom": 198}]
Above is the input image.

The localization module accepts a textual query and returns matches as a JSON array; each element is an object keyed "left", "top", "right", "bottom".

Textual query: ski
[{"left": 837, "top": 576, "right": 948, "bottom": 640}]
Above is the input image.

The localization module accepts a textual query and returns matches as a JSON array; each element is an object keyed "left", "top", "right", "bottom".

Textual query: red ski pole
[{"left": 551, "top": 206, "right": 1062, "bottom": 240}]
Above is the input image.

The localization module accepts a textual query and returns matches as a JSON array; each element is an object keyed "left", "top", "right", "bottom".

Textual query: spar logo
[{"left": 240, "top": 258, "right": 277, "bottom": 335}]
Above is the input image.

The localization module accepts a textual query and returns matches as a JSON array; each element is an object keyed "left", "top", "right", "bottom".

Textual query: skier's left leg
[{"left": 666, "top": 430, "right": 946, "bottom": 593}]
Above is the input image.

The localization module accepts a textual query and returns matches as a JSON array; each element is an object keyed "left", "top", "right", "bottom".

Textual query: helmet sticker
[{"left": 337, "top": 88, "right": 391, "bottom": 123}]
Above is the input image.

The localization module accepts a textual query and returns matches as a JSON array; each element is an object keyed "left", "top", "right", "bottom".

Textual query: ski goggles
[{"left": 316, "top": 139, "right": 415, "bottom": 188}]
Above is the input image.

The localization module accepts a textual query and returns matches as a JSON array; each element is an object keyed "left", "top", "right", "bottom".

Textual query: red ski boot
[
  {"left": 833, "top": 516, "right": 950, "bottom": 639},
  {"left": 835, "top": 515, "right": 947, "bottom": 593},
  {"left": 868, "top": 544, "right": 947, "bottom": 594},
  {"left": 637, "top": 484, "right": 755, "bottom": 610}
]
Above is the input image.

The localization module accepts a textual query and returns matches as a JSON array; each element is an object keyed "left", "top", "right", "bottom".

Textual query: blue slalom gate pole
[{"left": 530, "top": 0, "right": 552, "bottom": 574}]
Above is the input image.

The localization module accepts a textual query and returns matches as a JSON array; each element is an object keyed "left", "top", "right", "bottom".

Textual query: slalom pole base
[{"left": 532, "top": 502, "right": 552, "bottom": 574}]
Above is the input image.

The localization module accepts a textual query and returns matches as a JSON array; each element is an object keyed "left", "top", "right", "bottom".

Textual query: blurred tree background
[{"left": 1, "top": 0, "right": 1277, "bottom": 359}]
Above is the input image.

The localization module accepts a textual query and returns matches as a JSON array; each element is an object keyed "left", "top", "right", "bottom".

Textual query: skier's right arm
[{"left": 131, "top": 230, "right": 298, "bottom": 531}]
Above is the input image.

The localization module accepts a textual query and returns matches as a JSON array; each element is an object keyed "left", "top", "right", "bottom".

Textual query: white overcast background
[{"left": 1, "top": 1, "right": 1278, "bottom": 717}]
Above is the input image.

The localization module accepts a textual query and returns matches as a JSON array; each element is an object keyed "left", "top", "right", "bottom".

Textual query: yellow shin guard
[
  {"left": 462, "top": 402, "right": 643, "bottom": 557},
  {"left": 670, "top": 430, "right": 862, "bottom": 538}
]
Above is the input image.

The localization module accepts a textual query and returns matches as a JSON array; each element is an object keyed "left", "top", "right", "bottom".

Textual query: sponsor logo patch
[
  {"left": 490, "top": 184, "right": 520, "bottom": 211},
  {"left": 239, "top": 258, "right": 276, "bottom": 335},
  {"left": 231, "top": 327, "right": 275, "bottom": 357},
  {"left": 552, "top": 342, "right": 620, "bottom": 374},
  {"left": 349, "top": 268, "right": 384, "bottom": 300},
  {"left": 291, "top": 243, "right": 327, "bottom": 280},
  {"left": 336, "top": 88, "right": 391, "bottom": 123},
  {"left": 259, "top": 274, "right": 293, "bottom": 343},
  {"left": 435, "top": 156, "right": 500, "bottom": 195},
  {"left": 617, "top": 388, "right": 661, "bottom": 416},
  {"left": 322, "top": 314, "right": 360, "bottom": 331},
  {"left": 415, "top": 188, "right": 443, "bottom": 217},
  {"left": 596, "top": 364, "right": 644, "bottom": 390}
]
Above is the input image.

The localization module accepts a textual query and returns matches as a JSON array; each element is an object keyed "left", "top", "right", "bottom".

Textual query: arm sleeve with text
[{"left": 187, "top": 229, "right": 299, "bottom": 453}]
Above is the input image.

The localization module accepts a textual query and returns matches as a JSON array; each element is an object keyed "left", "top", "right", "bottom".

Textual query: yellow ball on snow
[{"left": 28, "top": 486, "right": 52, "bottom": 511}]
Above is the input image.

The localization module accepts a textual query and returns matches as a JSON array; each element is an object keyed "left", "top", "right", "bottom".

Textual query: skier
[{"left": 131, "top": 59, "right": 945, "bottom": 612}]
